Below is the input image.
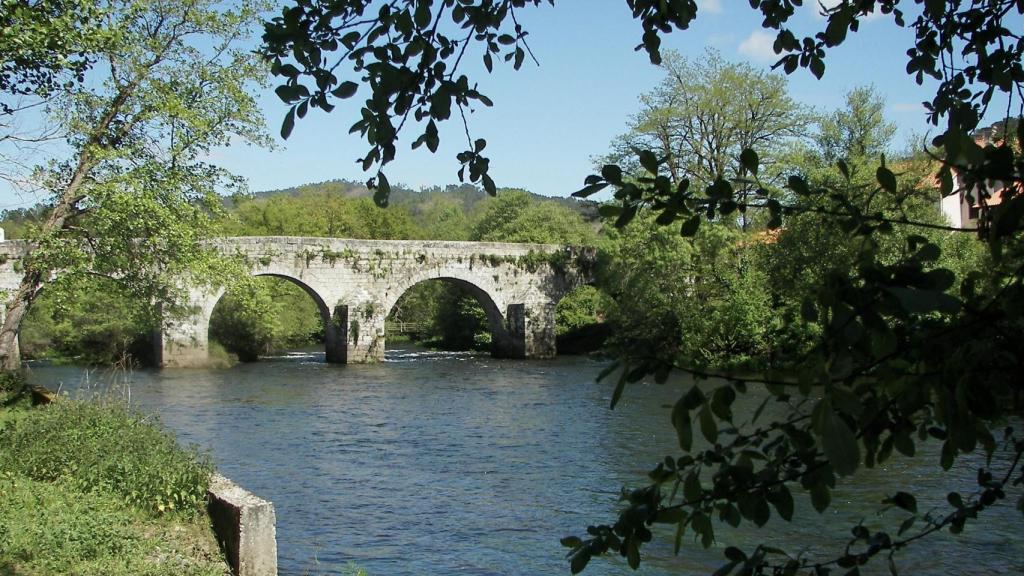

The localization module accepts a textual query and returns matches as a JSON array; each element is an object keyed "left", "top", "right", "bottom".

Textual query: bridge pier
[
  {"left": 496, "top": 301, "right": 557, "bottom": 359},
  {"left": 154, "top": 289, "right": 562, "bottom": 369},
  {"left": 156, "top": 289, "right": 220, "bottom": 368},
  {"left": 331, "top": 302, "right": 386, "bottom": 363},
  {"left": 323, "top": 314, "right": 346, "bottom": 364}
]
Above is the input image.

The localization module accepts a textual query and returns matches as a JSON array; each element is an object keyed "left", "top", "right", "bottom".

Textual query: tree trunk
[
  {"left": 0, "top": 271, "right": 42, "bottom": 370},
  {"left": 0, "top": 76, "right": 137, "bottom": 371},
  {"left": 0, "top": 154, "right": 94, "bottom": 371}
]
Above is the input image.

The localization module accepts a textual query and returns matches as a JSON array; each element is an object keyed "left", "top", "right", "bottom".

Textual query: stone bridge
[{"left": 0, "top": 237, "right": 595, "bottom": 367}]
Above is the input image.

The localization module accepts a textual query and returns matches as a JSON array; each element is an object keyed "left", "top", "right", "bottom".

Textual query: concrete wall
[{"left": 207, "top": 474, "right": 278, "bottom": 576}]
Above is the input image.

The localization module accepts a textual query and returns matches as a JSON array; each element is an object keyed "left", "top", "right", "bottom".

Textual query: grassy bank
[{"left": 0, "top": 377, "right": 229, "bottom": 576}]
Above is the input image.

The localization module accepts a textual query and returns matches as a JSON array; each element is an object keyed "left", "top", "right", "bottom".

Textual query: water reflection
[{"left": 24, "top": 350, "right": 1023, "bottom": 576}]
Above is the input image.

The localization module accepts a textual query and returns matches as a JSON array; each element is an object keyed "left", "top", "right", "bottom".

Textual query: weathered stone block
[{"left": 207, "top": 474, "right": 278, "bottom": 576}]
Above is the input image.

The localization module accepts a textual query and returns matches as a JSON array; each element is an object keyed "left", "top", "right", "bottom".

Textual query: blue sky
[
  {"left": 215, "top": 0, "right": 985, "bottom": 197},
  {"left": 1, "top": 1, "right": 1018, "bottom": 209}
]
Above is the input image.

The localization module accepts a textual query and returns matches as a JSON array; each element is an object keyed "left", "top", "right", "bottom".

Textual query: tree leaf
[
  {"left": 680, "top": 215, "right": 701, "bottom": 237},
  {"left": 601, "top": 164, "right": 623, "bottom": 185},
  {"left": 837, "top": 159, "right": 850, "bottom": 179},
  {"left": 885, "top": 286, "right": 961, "bottom": 314},
  {"left": 672, "top": 397, "right": 693, "bottom": 451},
  {"left": 771, "top": 485, "right": 794, "bottom": 521},
  {"left": 638, "top": 149, "right": 659, "bottom": 174},
  {"left": 897, "top": 515, "right": 916, "bottom": 536},
  {"left": 815, "top": 398, "right": 860, "bottom": 476},
  {"left": 481, "top": 173, "right": 496, "bottom": 196},
  {"left": 560, "top": 536, "right": 583, "bottom": 548},
  {"left": 280, "top": 106, "right": 296, "bottom": 140},
  {"left": 610, "top": 370, "right": 627, "bottom": 409},
  {"left": 627, "top": 540, "right": 640, "bottom": 568},
  {"left": 809, "top": 56, "right": 825, "bottom": 79},
  {"left": 888, "top": 491, "right": 917, "bottom": 513},
  {"left": 572, "top": 182, "right": 609, "bottom": 198},
  {"left": 570, "top": 549, "right": 591, "bottom": 574},
  {"left": 373, "top": 172, "right": 390, "bottom": 207},
  {"left": 699, "top": 404, "right": 718, "bottom": 444},
  {"left": 811, "top": 483, "right": 831, "bottom": 513},
  {"left": 332, "top": 81, "right": 358, "bottom": 99},
  {"left": 684, "top": 472, "right": 701, "bottom": 502},
  {"left": 740, "top": 148, "right": 759, "bottom": 175},
  {"left": 876, "top": 165, "right": 898, "bottom": 193}
]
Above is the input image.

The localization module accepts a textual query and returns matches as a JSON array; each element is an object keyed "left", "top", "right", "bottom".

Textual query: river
[{"left": 24, "top": 348, "right": 1023, "bottom": 575}]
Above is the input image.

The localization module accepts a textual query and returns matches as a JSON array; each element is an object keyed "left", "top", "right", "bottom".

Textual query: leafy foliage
[
  {"left": 0, "top": 0, "right": 270, "bottom": 370},
  {"left": 210, "top": 276, "right": 324, "bottom": 362},
  {"left": 20, "top": 276, "right": 155, "bottom": 365},
  {"left": 600, "top": 214, "right": 774, "bottom": 369},
  {"left": 605, "top": 49, "right": 808, "bottom": 229},
  {"left": 0, "top": 399, "right": 214, "bottom": 518},
  {"left": 261, "top": 0, "right": 557, "bottom": 199},
  {"left": 0, "top": 0, "right": 112, "bottom": 106}
]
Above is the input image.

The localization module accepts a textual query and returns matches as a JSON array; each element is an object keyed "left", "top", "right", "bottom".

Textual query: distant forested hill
[{"left": 240, "top": 179, "right": 600, "bottom": 224}]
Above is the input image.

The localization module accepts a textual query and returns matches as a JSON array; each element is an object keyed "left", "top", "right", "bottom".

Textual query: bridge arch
[
  {"left": 383, "top": 274, "right": 516, "bottom": 357},
  {"left": 160, "top": 271, "right": 345, "bottom": 367},
  {"left": 143, "top": 237, "right": 593, "bottom": 367}
]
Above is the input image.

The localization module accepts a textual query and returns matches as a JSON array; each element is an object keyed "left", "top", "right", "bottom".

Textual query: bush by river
[{"left": 0, "top": 376, "right": 230, "bottom": 576}]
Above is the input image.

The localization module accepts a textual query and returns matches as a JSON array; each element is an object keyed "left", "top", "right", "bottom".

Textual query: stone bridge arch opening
[
  {"left": 199, "top": 273, "right": 341, "bottom": 365},
  {"left": 18, "top": 276, "right": 157, "bottom": 366},
  {"left": 384, "top": 277, "right": 517, "bottom": 358}
]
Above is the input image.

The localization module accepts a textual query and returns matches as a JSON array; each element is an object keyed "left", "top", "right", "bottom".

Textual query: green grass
[
  {"left": 0, "top": 473, "right": 227, "bottom": 576},
  {"left": 0, "top": 376, "right": 229, "bottom": 575},
  {"left": 0, "top": 399, "right": 213, "bottom": 516}
]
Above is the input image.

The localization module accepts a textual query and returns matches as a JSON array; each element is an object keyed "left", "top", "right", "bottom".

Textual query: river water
[{"left": 25, "top": 349, "right": 1023, "bottom": 575}]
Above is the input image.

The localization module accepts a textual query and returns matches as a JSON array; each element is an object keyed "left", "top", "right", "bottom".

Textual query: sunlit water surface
[{"left": 25, "top": 348, "right": 1023, "bottom": 575}]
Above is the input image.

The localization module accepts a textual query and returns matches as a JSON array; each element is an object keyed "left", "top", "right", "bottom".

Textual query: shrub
[
  {"left": 0, "top": 372, "right": 24, "bottom": 395},
  {"left": 0, "top": 400, "right": 212, "bottom": 517}
]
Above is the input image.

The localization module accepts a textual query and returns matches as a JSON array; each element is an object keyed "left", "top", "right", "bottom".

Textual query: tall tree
[
  {"left": 608, "top": 49, "right": 808, "bottom": 227},
  {"left": 818, "top": 86, "right": 896, "bottom": 165},
  {"left": 0, "top": 0, "right": 268, "bottom": 370}
]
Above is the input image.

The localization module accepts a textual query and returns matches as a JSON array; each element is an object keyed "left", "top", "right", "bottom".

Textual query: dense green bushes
[
  {"left": 0, "top": 400, "right": 212, "bottom": 517},
  {"left": 20, "top": 276, "right": 156, "bottom": 365}
]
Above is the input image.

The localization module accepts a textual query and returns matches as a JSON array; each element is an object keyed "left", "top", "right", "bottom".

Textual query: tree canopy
[
  {"left": 0, "top": 0, "right": 111, "bottom": 105},
  {"left": 605, "top": 48, "right": 808, "bottom": 229},
  {"left": 0, "top": 0, "right": 269, "bottom": 370}
]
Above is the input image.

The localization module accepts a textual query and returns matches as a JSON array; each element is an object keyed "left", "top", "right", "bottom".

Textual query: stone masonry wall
[
  {"left": 159, "top": 238, "right": 592, "bottom": 366},
  {"left": 0, "top": 237, "right": 594, "bottom": 367}
]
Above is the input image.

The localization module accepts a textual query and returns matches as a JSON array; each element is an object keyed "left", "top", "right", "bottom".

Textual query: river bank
[{"left": 0, "top": 376, "right": 230, "bottom": 576}]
